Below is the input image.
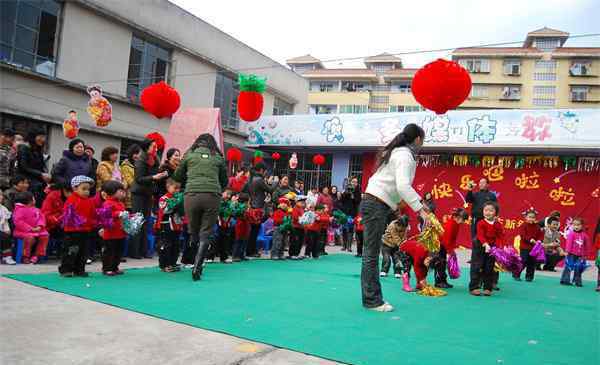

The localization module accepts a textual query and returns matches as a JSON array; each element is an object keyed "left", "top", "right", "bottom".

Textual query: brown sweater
[{"left": 382, "top": 220, "right": 408, "bottom": 248}]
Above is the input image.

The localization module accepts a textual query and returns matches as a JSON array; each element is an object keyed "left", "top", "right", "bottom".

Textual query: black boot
[{"left": 192, "top": 240, "right": 209, "bottom": 281}]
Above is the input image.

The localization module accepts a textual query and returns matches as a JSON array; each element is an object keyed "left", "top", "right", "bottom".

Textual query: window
[
  {"left": 470, "top": 85, "right": 489, "bottom": 98},
  {"left": 503, "top": 59, "right": 521, "bottom": 75},
  {"left": 571, "top": 86, "right": 589, "bottom": 102},
  {"left": 369, "top": 107, "right": 388, "bottom": 113},
  {"left": 342, "top": 81, "right": 369, "bottom": 92},
  {"left": 533, "top": 86, "right": 556, "bottom": 95},
  {"left": 391, "top": 82, "right": 411, "bottom": 93},
  {"left": 389, "top": 105, "right": 424, "bottom": 112},
  {"left": 458, "top": 58, "right": 490, "bottom": 73},
  {"left": 370, "top": 95, "right": 389, "bottom": 104},
  {"left": 292, "top": 64, "right": 314, "bottom": 73},
  {"left": 271, "top": 152, "right": 332, "bottom": 191},
  {"left": 310, "top": 105, "right": 337, "bottom": 114},
  {"left": 214, "top": 72, "right": 239, "bottom": 129},
  {"left": 533, "top": 72, "right": 557, "bottom": 81},
  {"left": 0, "top": 113, "right": 50, "bottom": 151},
  {"left": 273, "top": 97, "right": 293, "bottom": 115},
  {"left": 534, "top": 38, "right": 561, "bottom": 52},
  {"left": 373, "top": 83, "right": 391, "bottom": 91},
  {"left": 535, "top": 60, "right": 557, "bottom": 70},
  {"left": 501, "top": 86, "right": 521, "bottom": 100},
  {"left": 0, "top": 0, "right": 60, "bottom": 76},
  {"left": 532, "top": 85, "right": 556, "bottom": 106},
  {"left": 371, "top": 63, "right": 393, "bottom": 74},
  {"left": 532, "top": 98, "right": 556, "bottom": 106},
  {"left": 310, "top": 81, "right": 336, "bottom": 92},
  {"left": 570, "top": 60, "right": 592, "bottom": 76},
  {"left": 348, "top": 154, "right": 363, "bottom": 188},
  {"left": 339, "top": 105, "right": 367, "bottom": 113},
  {"left": 127, "top": 35, "right": 170, "bottom": 102}
]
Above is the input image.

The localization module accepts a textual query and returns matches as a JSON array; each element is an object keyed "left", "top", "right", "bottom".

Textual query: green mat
[{"left": 5, "top": 255, "right": 599, "bottom": 365}]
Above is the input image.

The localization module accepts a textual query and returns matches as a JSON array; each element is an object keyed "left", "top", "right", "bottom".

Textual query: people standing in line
[
  {"left": 0, "top": 128, "right": 16, "bottom": 191},
  {"left": 96, "top": 146, "right": 123, "bottom": 192},
  {"left": 99, "top": 180, "right": 127, "bottom": 276},
  {"left": 245, "top": 163, "right": 278, "bottom": 258},
  {"left": 360, "top": 124, "right": 428, "bottom": 312},
  {"left": 465, "top": 178, "right": 497, "bottom": 243},
  {"left": 17, "top": 130, "right": 51, "bottom": 207},
  {"left": 155, "top": 179, "right": 184, "bottom": 273},
  {"left": 290, "top": 197, "right": 306, "bottom": 259},
  {"left": 156, "top": 148, "right": 181, "bottom": 199},
  {"left": 120, "top": 144, "right": 141, "bottom": 211},
  {"left": 40, "top": 182, "right": 71, "bottom": 256},
  {"left": 129, "top": 138, "right": 167, "bottom": 259},
  {"left": 51, "top": 139, "right": 95, "bottom": 190},
  {"left": 172, "top": 133, "right": 228, "bottom": 281}
]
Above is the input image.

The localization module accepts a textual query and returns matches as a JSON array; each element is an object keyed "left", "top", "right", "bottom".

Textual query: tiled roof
[
  {"left": 383, "top": 69, "right": 418, "bottom": 78},
  {"left": 553, "top": 47, "right": 600, "bottom": 54},
  {"left": 527, "top": 27, "right": 569, "bottom": 37},
  {"left": 302, "top": 68, "right": 377, "bottom": 78},
  {"left": 364, "top": 52, "right": 403, "bottom": 63},
  {"left": 286, "top": 54, "right": 322, "bottom": 64},
  {"left": 452, "top": 47, "right": 600, "bottom": 56}
]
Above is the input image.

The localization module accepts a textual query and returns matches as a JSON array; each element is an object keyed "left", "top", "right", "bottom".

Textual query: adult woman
[
  {"left": 17, "top": 130, "right": 51, "bottom": 206},
  {"left": 228, "top": 166, "right": 249, "bottom": 193},
  {"left": 52, "top": 139, "right": 94, "bottom": 190},
  {"left": 341, "top": 177, "right": 362, "bottom": 253},
  {"left": 331, "top": 186, "right": 344, "bottom": 212},
  {"left": 173, "top": 133, "right": 228, "bottom": 281},
  {"left": 156, "top": 148, "right": 181, "bottom": 198},
  {"left": 316, "top": 186, "right": 333, "bottom": 213},
  {"left": 360, "top": 123, "right": 428, "bottom": 312},
  {"left": 129, "top": 138, "right": 167, "bottom": 259},
  {"left": 120, "top": 144, "right": 141, "bottom": 210},
  {"left": 272, "top": 175, "right": 292, "bottom": 202},
  {"left": 246, "top": 163, "right": 278, "bottom": 257},
  {"left": 96, "top": 146, "right": 123, "bottom": 192}
]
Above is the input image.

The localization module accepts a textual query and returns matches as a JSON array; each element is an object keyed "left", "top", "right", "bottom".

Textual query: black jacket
[
  {"left": 16, "top": 144, "right": 47, "bottom": 185},
  {"left": 246, "top": 175, "right": 277, "bottom": 209},
  {"left": 130, "top": 152, "right": 159, "bottom": 196},
  {"left": 341, "top": 188, "right": 362, "bottom": 216},
  {"left": 465, "top": 189, "right": 497, "bottom": 219},
  {"left": 51, "top": 150, "right": 94, "bottom": 187}
]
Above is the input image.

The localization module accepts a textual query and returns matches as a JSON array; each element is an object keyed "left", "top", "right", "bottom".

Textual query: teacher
[
  {"left": 360, "top": 123, "right": 429, "bottom": 312},
  {"left": 173, "top": 133, "right": 227, "bottom": 281}
]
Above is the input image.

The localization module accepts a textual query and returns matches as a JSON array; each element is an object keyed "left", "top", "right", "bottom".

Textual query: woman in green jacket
[{"left": 173, "top": 133, "right": 228, "bottom": 281}]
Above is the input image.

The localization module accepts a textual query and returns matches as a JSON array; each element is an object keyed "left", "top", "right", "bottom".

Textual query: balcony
[
  {"left": 570, "top": 86, "right": 600, "bottom": 103},
  {"left": 569, "top": 62, "right": 596, "bottom": 77}
]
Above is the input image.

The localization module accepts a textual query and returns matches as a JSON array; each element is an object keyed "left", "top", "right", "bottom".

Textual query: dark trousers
[
  {"left": 360, "top": 196, "right": 392, "bottom": 308},
  {"left": 469, "top": 241, "right": 496, "bottom": 291},
  {"left": 434, "top": 246, "right": 449, "bottom": 284},
  {"left": 543, "top": 253, "right": 564, "bottom": 271},
  {"left": 342, "top": 225, "right": 353, "bottom": 251},
  {"left": 381, "top": 245, "right": 399, "bottom": 274},
  {"left": 59, "top": 232, "right": 90, "bottom": 275},
  {"left": 290, "top": 228, "right": 305, "bottom": 257},
  {"left": 181, "top": 239, "right": 197, "bottom": 265},
  {"left": 0, "top": 232, "right": 12, "bottom": 257},
  {"left": 130, "top": 193, "right": 152, "bottom": 258},
  {"left": 102, "top": 239, "right": 124, "bottom": 272},
  {"left": 158, "top": 227, "right": 180, "bottom": 269},
  {"left": 216, "top": 226, "right": 233, "bottom": 262},
  {"left": 247, "top": 224, "right": 261, "bottom": 257},
  {"left": 232, "top": 239, "right": 247, "bottom": 260},
  {"left": 183, "top": 193, "right": 220, "bottom": 273},
  {"left": 304, "top": 231, "right": 320, "bottom": 258},
  {"left": 561, "top": 254, "right": 583, "bottom": 285},
  {"left": 470, "top": 216, "right": 482, "bottom": 243},
  {"left": 271, "top": 229, "right": 286, "bottom": 259},
  {"left": 356, "top": 231, "right": 364, "bottom": 256},
  {"left": 515, "top": 248, "right": 536, "bottom": 280},
  {"left": 393, "top": 250, "right": 413, "bottom": 275}
]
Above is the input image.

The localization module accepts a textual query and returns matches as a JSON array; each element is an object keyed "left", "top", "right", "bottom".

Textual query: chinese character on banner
[
  {"left": 522, "top": 115, "right": 552, "bottom": 142},
  {"left": 514, "top": 171, "right": 540, "bottom": 190},
  {"left": 467, "top": 115, "right": 497, "bottom": 144},
  {"left": 504, "top": 219, "right": 516, "bottom": 230},
  {"left": 483, "top": 165, "right": 504, "bottom": 182},
  {"left": 459, "top": 174, "right": 474, "bottom": 190},
  {"left": 422, "top": 115, "right": 450, "bottom": 143},
  {"left": 431, "top": 183, "right": 454, "bottom": 200},
  {"left": 549, "top": 186, "right": 576, "bottom": 206}
]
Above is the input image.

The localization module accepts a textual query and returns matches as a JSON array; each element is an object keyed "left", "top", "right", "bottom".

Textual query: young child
[
  {"left": 99, "top": 180, "right": 127, "bottom": 276},
  {"left": 155, "top": 179, "right": 184, "bottom": 272},
  {"left": 4, "top": 175, "right": 30, "bottom": 211},
  {"left": 469, "top": 201, "right": 504, "bottom": 296},
  {"left": 380, "top": 214, "right": 409, "bottom": 278},
  {"left": 560, "top": 217, "right": 590, "bottom": 287},
  {"left": 396, "top": 239, "right": 433, "bottom": 291},
  {"left": 41, "top": 183, "right": 72, "bottom": 254},
  {"left": 542, "top": 215, "right": 565, "bottom": 271},
  {"left": 12, "top": 192, "right": 49, "bottom": 264},
  {"left": 304, "top": 205, "right": 326, "bottom": 259},
  {"left": 215, "top": 189, "right": 234, "bottom": 263},
  {"left": 435, "top": 208, "right": 469, "bottom": 288},
  {"left": 0, "top": 192, "right": 16, "bottom": 265},
  {"left": 59, "top": 175, "right": 96, "bottom": 277},
  {"left": 271, "top": 197, "right": 291, "bottom": 260},
  {"left": 514, "top": 208, "right": 544, "bottom": 282},
  {"left": 232, "top": 193, "right": 251, "bottom": 262},
  {"left": 354, "top": 214, "right": 364, "bottom": 258},
  {"left": 290, "top": 197, "right": 306, "bottom": 260}
]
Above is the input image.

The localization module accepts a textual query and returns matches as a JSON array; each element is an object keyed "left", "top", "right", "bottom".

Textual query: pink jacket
[
  {"left": 565, "top": 230, "right": 590, "bottom": 257},
  {"left": 13, "top": 203, "right": 49, "bottom": 239}
]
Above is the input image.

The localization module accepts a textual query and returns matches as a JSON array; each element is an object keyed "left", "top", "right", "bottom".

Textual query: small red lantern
[
  {"left": 411, "top": 59, "right": 472, "bottom": 115},
  {"left": 238, "top": 74, "right": 266, "bottom": 122},
  {"left": 271, "top": 152, "right": 281, "bottom": 161},
  {"left": 312, "top": 154, "right": 326, "bottom": 166},
  {"left": 145, "top": 132, "right": 166, "bottom": 151},
  {"left": 140, "top": 81, "right": 181, "bottom": 119},
  {"left": 226, "top": 148, "right": 242, "bottom": 162}
]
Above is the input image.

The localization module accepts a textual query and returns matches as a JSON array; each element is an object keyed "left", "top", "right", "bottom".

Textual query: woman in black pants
[
  {"left": 360, "top": 124, "right": 429, "bottom": 312},
  {"left": 129, "top": 138, "right": 167, "bottom": 259},
  {"left": 173, "top": 134, "right": 228, "bottom": 281}
]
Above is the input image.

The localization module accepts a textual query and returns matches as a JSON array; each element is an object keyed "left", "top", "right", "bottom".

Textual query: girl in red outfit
[
  {"left": 12, "top": 192, "right": 49, "bottom": 264},
  {"left": 271, "top": 198, "right": 290, "bottom": 260},
  {"left": 514, "top": 208, "right": 544, "bottom": 282},
  {"left": 355, "top": 214, "right": 364, "bottom": 257},
  {"left": 469, "top": 201, "right": 504, "bottom": 296},
  {"left": 305, "top": 205, "right": 327, "bottom": 259},
  {"left": 59, "top": 175, "right": 96, "bottom": 277},
  {"left": 99, "top": 181, "right": 127, "bottom": 276},
  {"left": 434, "top": 208, "right": 468, "bottom": 288},
  {"left": 232, "top": 193, "right": 251, "bottom": 262},
  {"left": 290, "top": 198, "right": 306, "bottom": 259},
  {"left": 396, "top": 240, "right": 432, "bottom": 291},
  {"left": 41, "top": 183, "right": 71, "bottom": 251}
]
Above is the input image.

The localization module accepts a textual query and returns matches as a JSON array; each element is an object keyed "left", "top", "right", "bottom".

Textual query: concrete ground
[{"left": 1, "top": 247, "right": 597, "bottom": 365}]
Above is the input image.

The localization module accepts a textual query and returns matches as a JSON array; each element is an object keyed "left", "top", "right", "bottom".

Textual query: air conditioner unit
[
  {"left": 571, "top": 91, "right": 586, "bottom": 101},
  {"left": 510, "top": 64, "right": 520, "bottom": 75},
  {"left": 580, "top": 65, "right": 588, "bottom": 75}
]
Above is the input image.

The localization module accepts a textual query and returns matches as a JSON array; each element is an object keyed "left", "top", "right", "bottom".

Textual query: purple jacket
[
  {"left": 565, "top": 230, "right": 590, "bottom": 257},
  {"left": 51, "top": 150, "right": 94, "bottom": 187}
]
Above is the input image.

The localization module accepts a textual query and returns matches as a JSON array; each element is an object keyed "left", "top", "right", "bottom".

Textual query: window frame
[{"left": 126, "top": 35, "right": 171, "bottom": 102}]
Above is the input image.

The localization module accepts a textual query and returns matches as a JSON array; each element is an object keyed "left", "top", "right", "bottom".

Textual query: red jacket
[
  {"left": 155, "top": 193, "right": 183, "bottom": 232},
  {"left": 292, "top": 206, "right": 305, "bottom": 229},
  {"left": 228, "top": 175, "right": 248, "bottom": 193},
  {"left": 306, "top": 212, "right": 326, "bottom": 232},
  {"left": 319, "top": 212, "right": 331, "bottom": 231},
  {"left": 41, "top": 190, "right": 65, "bottom": 231},
  {"left": 440, "top": 219, "right": 461, "bottom": 254},
  {"left": 273, "top": 208, "right": 289, "bottom": 226},
  {"left": 355, "top": 215, "right": 364, "bottom": 232},
  {"left": 400, "top": 240, "right": 429, "bottom": 281},
  {"left": 101, "top": 198, "right": 126, "bottom": 240},
  {"left": 63, "top": 192, "right": 97, "bottom": 233},
  {"left": 519, "top": 222, "right": 544, "bottom": 250},
  {"left": 476, "top": 219, "right": 504, "bottom": 247},
  {"left": 235, "top": 211, "right": 251, "bottom": 240}
]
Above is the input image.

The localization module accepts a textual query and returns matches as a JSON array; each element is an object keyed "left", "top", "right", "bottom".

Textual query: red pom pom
[
  {"left": 140, "top": 81, "right": 181, "bottom": 119},
  {"left": 226, "top": 148, "right": 242, "bottom": 162},
  {"left": 271, "top": 152, "right": 281, "bottom": 161},
  {"left": 238, "top": 91, "right": 264, "bottom": 122},
  {"left": 312, "top": 154, "right": 326, "bottom": 166},
  {"left": 145, "top": 132, "right": 166, "bottom": 151},
  {"left": 253, "top": 156, "right": 263, "bottom": 165},
  {"left": 411, "top": 59, "right": 472, "bottom": 114}
]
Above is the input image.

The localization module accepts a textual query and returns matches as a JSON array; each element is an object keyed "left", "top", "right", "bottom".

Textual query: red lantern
[
  {"left": 145, "top": 132, "right": 166, "bottom": 151},
  {"left": 226, "top": 148, "right": 242, "bottom": 162},
  {"left": 271, "top": 152, "right": 281, "bottom": 161},
  {"left": 140, "top": 81, "right": 181, "bottom": 119},
  {"left": 313, "top": 154, "right": 326, "bottom": 166},
  {"left": 411, "top": 59, "right": 472, "bottom": 115},
  {"left": 238, "top": 74, "right": 266, "bottom": 122}
]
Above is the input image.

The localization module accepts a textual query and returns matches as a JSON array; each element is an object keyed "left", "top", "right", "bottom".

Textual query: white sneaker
[
  {"left": 394, "top": 273, "right": 402, "bottom": 279},
  {"left": 369, "top": 302, "right": 394, "bottom": 312},
  {"left": 86, "top": 259, "right": 92, "bottom": 265},
  {"left": 380, "top": 272, "right": 387, "bottom": 277},
  {"left": 2, "top": 256, "right": 16, "bottom": 265},
  {"left": 225, "top": 258, "right": 233, "bottom": 264},
  {"left": 205, "top": 259, "right": 214, "bottom": 263},
  {"left": 184, "top": 264, "right": 194, "bottom": 269}
]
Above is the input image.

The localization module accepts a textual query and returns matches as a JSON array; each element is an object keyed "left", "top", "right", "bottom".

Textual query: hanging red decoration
[
  {"left": 226, "top": 148, "right": 242, "bottom": 162},
  {"left": 271, "top": 152, "right": 281, "bottom": 161},
  {"left": 253, "top": 150, "right": 264, "bottom": 165},
  {"left": 145, "top": 132, "right": 166, "bottom": 151},
  {"left": 313, "top": 154, "right": 326, "bottom": 166},
  {"left": 411, "top": 59, "right": 472, "bottom": 115},
  {"left": 140, "top": 81, "right": 181, "bottom": 119},
  {"left": 237, "top": 74, "right": 266, "bottom": 122}
]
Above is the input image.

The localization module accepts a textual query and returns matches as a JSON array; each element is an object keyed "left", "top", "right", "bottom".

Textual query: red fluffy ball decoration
[
  {"left": 271, "top": 152, "right": 281, "bottom": 161},
  {"left": 411, "top": 59, "right": 472, "bottom": 115},
  {"left": 226, "top": 148, "right": 242, "bottom": 162},
  {"left": 312, "top": 154, "right": 326, "bottom": 166},
  {"left": 145, "top": 132, "right": 166, "bottom": 151},
  {"left": 238, "top": 92, "right": 264, "bottom": 122},
  {"left": 140, "top": 81, "right": 181, "bottom": 119},
  {"left": 253, "top": 156, "right": 263, "bottom": 165}
]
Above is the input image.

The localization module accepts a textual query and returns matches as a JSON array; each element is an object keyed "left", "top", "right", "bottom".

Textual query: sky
[{"left": 170, "top": 0, "right": 600, "bottom": 69}]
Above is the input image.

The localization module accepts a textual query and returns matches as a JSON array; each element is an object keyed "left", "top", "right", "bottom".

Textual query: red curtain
[{"left": 361, "top": 152, "right": 377, "bottom": 192}]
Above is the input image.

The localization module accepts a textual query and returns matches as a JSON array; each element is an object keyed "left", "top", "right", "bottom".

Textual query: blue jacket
[{"left": 51, "top": 150, "right": 94, "bottom": 187}]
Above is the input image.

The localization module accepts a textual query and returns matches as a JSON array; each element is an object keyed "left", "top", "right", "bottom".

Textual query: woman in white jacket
[{"left": 360, "top": 123, "right": 429, "bottom": 312}]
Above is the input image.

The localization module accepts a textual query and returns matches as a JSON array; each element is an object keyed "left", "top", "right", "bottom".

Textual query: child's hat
[{"left": 71, "top": 175, "right": 95, "bottom": 188}]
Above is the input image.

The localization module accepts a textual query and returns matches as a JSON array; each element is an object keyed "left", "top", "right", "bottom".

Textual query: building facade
[{"left": 0, "top": 0, "right": 308, "bottom": 166}]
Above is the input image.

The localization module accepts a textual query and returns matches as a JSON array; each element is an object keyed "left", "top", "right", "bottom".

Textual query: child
[
  {"left": 99, "top": 180, "right": 127, "bottom": 276},
  {"left": 59, "top": 175, "right": 96, "bottom": 277},
  {"left": 0, "top": 192, "right": 16, "bottom": 265},
  {"left": 4, "top": 175, "right": 30, "bottom": 211},
  {"left": 155, "top": 179, "right": 184, "bottom": 272},
  {"left": 12, "top": 192, "right": 49, "bottom": 264},
  {"left": 232, "top": 193, "right": 251, "bottom": 262},
  {"left": 469, "top": 201, "right": 504, "bottom": 296},
  {"left": 542, "top": 216, "right": 565, "bottom": 271},
  {"left": 41, "top": 183, "right": 72, "bottom": 254},
  {"left": 380, "top": 214, "right": 409, "bottom": 278},
  {"left": 215, "top": 189, "right": 234, "bottom": 264},
  {"left": 290, "top": 197, "right": 306, "bottom": 259},
  {"left": 395, "top": 239, "right": 433, "bottom": 291},
  {"left": 305, "top": 205, "right": 326, "bottom": 259},
  {"left": 271, "top": 198, "right": 291, "bottom": 260},
  {"left": 560, "top": 217, "right": 590, "bottom": 287},
  {"left": 435, "top": 208, "right": 469, "bottom": 288},
  {"left": 319, "top": 205, "right": 332, "bottom": 256},
  {"left": 354, "top": 214, "right": 364, "bottom": 258},
  {"left": 514, "top": 208, "right": 544, "bottom": 282}
]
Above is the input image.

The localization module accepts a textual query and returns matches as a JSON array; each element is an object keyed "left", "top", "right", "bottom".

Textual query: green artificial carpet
[{"left": 5, "top": 254, "right": 599, "bottom": 365}]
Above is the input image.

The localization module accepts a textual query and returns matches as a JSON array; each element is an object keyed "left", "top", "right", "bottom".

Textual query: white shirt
[{"left": 365, "top": 147, "right": 423, "bottom": 212}]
